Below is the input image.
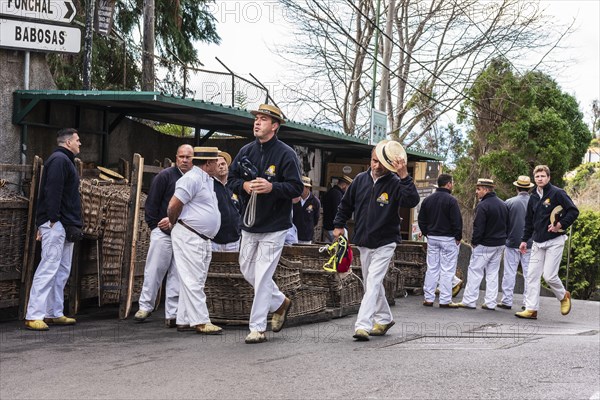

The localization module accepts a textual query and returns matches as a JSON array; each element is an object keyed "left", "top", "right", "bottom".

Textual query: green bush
[{"left": 560, "top": 210, "right": 600, "bottom": 300}]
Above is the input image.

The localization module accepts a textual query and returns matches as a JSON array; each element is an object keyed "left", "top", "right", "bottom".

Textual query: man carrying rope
[{"left": 228, "top": 104, "right": 304, "bottom": 344}]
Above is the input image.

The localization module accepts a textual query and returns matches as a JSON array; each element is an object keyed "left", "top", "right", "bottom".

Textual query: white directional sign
[
  {"left": 0, "top": 0, "right": 76, "bottom": 24},
  {"left": 0, "top": 18, "right": 80, "bottom": 53}
]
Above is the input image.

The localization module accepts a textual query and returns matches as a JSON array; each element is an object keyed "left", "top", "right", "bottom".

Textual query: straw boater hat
[
  {"left": 513, "top": 175, "right": 534, "bottom": 188},
  {"left": 339, "top": 175, "right": 353, "bottom": 185},
  {"left": 97, "top": 166, "right": 124, "bottom": 181},
  {"left": 218, "top": 151, "right": 232, "bottom": 166},
  {"left": 476, "top": 178, "right": 495, "bottom": 187},
  {"left": 193, "top": 146, "right": 220, "bottom": 160},
  {"left": 250, "top": 104, "right": 286, "bottom": 124},
  {"left": 301, "top": 176, "right": 312, "bottom": 187},
  {"left": 375, "top": 139, "right": 407, "bottom": 172}
]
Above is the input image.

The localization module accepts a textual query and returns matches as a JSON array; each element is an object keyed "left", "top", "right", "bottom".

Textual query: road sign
[
  {"left": 0, "top": 18, "right": 80, "bottom": 53},
  {"left": 0, "top": 0, "right": 76, "bottom": 24},
  {"left": 370, "top": 108, "right": 388, "bottom": 145}
]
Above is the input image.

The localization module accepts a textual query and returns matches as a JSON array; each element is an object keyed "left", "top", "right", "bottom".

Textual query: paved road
[{"left": 1, "top": 292, "right": 598, "bottom": 400}]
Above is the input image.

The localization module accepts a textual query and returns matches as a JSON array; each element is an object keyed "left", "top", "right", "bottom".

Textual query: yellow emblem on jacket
[
  {"left": 377, "top": 192, "right": 389, "bottom": 206},
  {"left": 543, "top": 198, "right": 551, "bottom": 207},
  {"left": 265, "top": 165, "right": 276, "bottom": 177},
  {"left": 307, "top": 204, "right": 314, "bottom": 213},
  {"left": 232, "top": 193, "right": 239, "bottom": 201}
]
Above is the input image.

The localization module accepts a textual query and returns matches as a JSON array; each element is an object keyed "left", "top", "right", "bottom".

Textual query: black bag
[
  {"left": 65, "top": 225, "right": 83, "bottom": 242},
  {"left": 239, "top": 156, "right": 258, "bottom": 181}
]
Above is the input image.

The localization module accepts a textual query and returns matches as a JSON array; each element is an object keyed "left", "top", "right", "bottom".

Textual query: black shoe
[
  {"left": 497, "top": 303, "right": 512, "bottom": 310},
  {"left": 481, "top": 304, "right": 495, "bottom": 311},
  {"left": 165, "top": 319, "right": 177, "bottom": 328}
]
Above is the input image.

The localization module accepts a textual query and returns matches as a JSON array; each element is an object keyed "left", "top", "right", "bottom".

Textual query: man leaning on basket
[
  {"left": 25, "top": 128, "right": 82, "bottom": 331},
  {"left": 333, "top": 140, "right": 420, "bottom": 341},
  {"left": 227, "top": 104, "right": 304, "bottom": 344},
  {"left": 167, "top": 146, "right": 223, "bottom": 335}
]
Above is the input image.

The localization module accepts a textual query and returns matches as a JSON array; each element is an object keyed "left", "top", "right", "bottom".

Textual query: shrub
[{"left": 560, "top": 210, "right": 600, "bottom": 300}]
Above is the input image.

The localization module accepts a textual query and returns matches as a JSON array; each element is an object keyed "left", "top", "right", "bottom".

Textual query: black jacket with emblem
[
  {"left": 418, "top": 187, "right": 463, "bottom": 241},
  {"left": 213, "top": 179, "right": 241, "bottom": 244},
  {"left": 333, "top": 168, "right": 420, "bottom": 248},
  {"left": 293, "top": 193, "right": 321, "bottom": 241},
  {"left": 522, "top": 182, "right": 579, "bottom": 244},
  {"left": 228, "top": 136, "right": 303, "bottom": 233}
]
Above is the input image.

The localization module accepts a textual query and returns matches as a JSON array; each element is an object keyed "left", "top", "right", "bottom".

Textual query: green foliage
[
  {"left": 154, "top": 124, "right": 193, "bottom": 137},
  {"left": 561, "top": 211, "right": 600, "bottom": 299},
  {"left": 48, "top": 0, "right": 220, "bottom": 91},
  {"left": 565, "top": 162, "right": 600, "bottom": 196},
  {"left": 455, "top": 57, "right": 592, "bottom": 198}
]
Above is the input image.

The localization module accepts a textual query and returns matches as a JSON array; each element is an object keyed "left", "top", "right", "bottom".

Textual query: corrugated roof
[{"left": 13, "top": 90, "right": 444, "bottom": 161}]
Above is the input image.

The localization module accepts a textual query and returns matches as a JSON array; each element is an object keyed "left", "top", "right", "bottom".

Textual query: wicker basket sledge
[
  {"left": 205, "top": 254, "right": 304, "bottom": 321},
  {"left": 0, "top": 186, "right": 28, "bottom": 308},
  {"left": 393, "top": 242, "right": 427, "bottom": 290}
]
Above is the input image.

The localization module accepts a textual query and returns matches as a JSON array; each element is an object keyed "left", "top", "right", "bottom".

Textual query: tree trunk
[{"left": 142, "top": 0, "right": 155, "bottom": 91}]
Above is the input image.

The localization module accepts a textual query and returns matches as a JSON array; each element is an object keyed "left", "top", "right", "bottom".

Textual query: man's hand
[
  {"left": 519, "top": 242, "right": 528, "bottom": 254},
  {"left": 333, "top": 227, "right": 345, "bottom": 240},
  {"left": 391, "top": 156, "right": 408, "bottom": 179},
  {"left": 548, "top": 221, "right": 562, "bottom": 233},
  {"left": 248, "top": 177, "right": 272, "bottom": 194},
  {"left": 157, "top": 217, "right": 171, "bottom": 231}
]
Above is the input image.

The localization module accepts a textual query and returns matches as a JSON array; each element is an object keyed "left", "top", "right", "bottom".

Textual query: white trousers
[
  {"left": 524, "top": 236, "right": 567, "bottom": 311},
  {"left": 500, "top": 247, "right": 531, "bottom": 307},
  {"left": 171, "top": 224, "right": 212, "bottom": 326},
  {"left": 461, "top": 245, "right": 504, "bottom": 308},
  {"left": 212, "top": 240, "right": 240, "bottom": 252},
  {"left": 423, "top": 236, "right": 459, "bottom": 304},
  {"left": 138, "top": 228, "right": 181, "bottom": 319},
  {"left": 239, "top": 230, "right": 287, "bottom": 332},
  {"left": 26, "top": 221, "right": 74, "bottom": 320},
  {"left": 355, "top": 243, "right": 396, "bottom": 332}
]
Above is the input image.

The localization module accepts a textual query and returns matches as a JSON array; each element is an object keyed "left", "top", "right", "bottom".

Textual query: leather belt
[{"left": 177, "top": 219, "right": 211, "bottom": 241}]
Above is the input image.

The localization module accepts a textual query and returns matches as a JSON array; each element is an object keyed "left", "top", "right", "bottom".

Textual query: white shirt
[{"left": 174, "top": 166, "right": 221, "bottom": 238}]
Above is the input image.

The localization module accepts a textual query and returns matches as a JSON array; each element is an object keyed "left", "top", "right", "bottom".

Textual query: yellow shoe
[
  {"left": 515, "top": 309, "right": 538, "bottom": 319},
  {"left": 196, "top": 323, "right": 223, "bottom": 335},
  {"left": 452, "top": 279, "right": 463, "bottom": 297},
  {"left": 271, "top": 297, "right": 292, "bottom": 333},
  {"left": 44, "top": 316, "right": 76, "bottom": 325},
  {"left": 560, "top": 291, "right": 572, "bottom": 315},
  {"left": 245, "top": 331, "right": 267, "bottom": 344},
  {"left": 353, "top": 329, "right": 370, "bottom": 341},
  {"left": 25, "top": 320, "right": 49, "bottom": 331},
  {"left": 371, "top": 321, "right": 395, "bottom": 336},
  {"left": 133, "top": 309, "right": 151, "bottom": 322}
]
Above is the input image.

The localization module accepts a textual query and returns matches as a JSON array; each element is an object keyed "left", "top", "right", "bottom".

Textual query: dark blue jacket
[
  {"left": 213, "top": 179, "right": 241, "bottom": 244},
  {"left": 522, "top": 183, "right": 579, "bottom": 244},
  {"left": 293, "top": 193, "right": 321, "bottom": 241},
  {"left": 418, "top": 187, "right": 463, "bottom": 241},
  {"left": 36, "top": 147, "right": 82, "bottom": 228},
  {"left": 145, "top": 166, "right": 183, "bottom": 233},
  {"left": 333, "top": 169, "right": 420, "bottom": 248},
  {"left": 472, "top": 192, "right": 509, "bottom": 247},
  {"left": 322, "top": 185, "right": 344, "bottom": 230},
  {"left": 227, "top": 136, "right": 303, "bottom": 233}
]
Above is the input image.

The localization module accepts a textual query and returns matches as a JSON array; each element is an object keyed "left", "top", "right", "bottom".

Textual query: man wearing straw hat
[
  {"left": 516, "top": 165, "right": 579, "bottom": 320},
  {"left": 292, "top": 176, "right": 321, "bottom": 244},
  {"left": 228, "top": 104, "right": 303, "bottom": 344},
  {"left": 322, "top": 175, "right": 353, "bottom": 242},
  {"left": 211, "top": 151, "right": 241, "bottom": 252},
  {"left": 333, "top": 140, "right": 420, "bottom": 341},
  {"left": 134, "top": 144, "right": 194, "bottom": 328},
  {"left": 497, "top": 175, "right": 534, "bottom": 311},
  {"left": 167, "top": 146, "right": 223, "bottom": 335},
  {"left": 25, "top": 128, "right": 82, "bottom": 331},
  {"left": 458, "top": 178, "right": 508, "bottom": 311}
]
